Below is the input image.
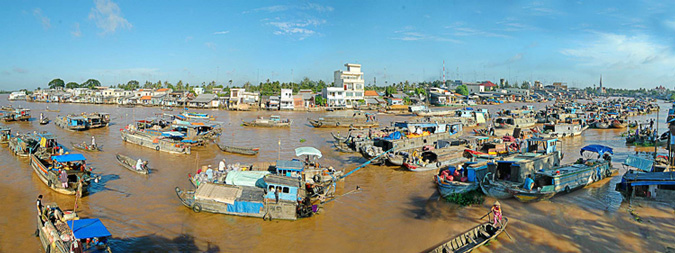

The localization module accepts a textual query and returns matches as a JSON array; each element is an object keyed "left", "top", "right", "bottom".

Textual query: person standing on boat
[
  {"left": 36, "top": 195, "right": 43, "bottom": 212},
  {"left": 136, "top": 159, "right": 144, "bottom": 171},
  {"left": 91, "top": 136, "right": 96, "bottom": 149},
  {"left": 219, "top": 159, "right": 227, "bottom": 171},
  {"left": 491, "top": 201, "right": 503, "bottom": 228}
]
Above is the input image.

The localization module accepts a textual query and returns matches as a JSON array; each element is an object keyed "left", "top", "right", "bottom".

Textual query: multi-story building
[
  {"left": 279, "top": 88, "right": 294, "bottom": 110},
  {"left": 323, "top": 87, "right": 346, "bottom": 106},
  {"left": 333, "top": 63, "right": 364, "bottom": 105}
]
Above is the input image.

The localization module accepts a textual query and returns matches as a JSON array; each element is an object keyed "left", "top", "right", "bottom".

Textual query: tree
[
  {"left": 315, "top": 95, "right": 325, "bottom": 106},
  {"left": 66, "top": 82, "right": 79, "bottom": 89},
  {"left": 127, "top": 80, "right": 139, "bottom": 90},
  {"left": 48, "top": 78, "right": 65, "bottom": 89},
  {"left": 455, "top": 85, "right": 469, "bottom": 96},
  {"left": 82, "top": 79, "right": 101, "bottom": 89},
  {"left": 520, "top": 81, "right": 530, "bottom": 89},
  {"left": 228, "top": 80, "right": 233, "bottom": 87},
  {"left": 385, "top": 86, "right": 396, "bottom": 96},
  {"left": 176, "top": 80, "right": 184, "bottom": 91}
]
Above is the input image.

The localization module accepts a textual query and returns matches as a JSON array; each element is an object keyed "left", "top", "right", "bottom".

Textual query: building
[
  {"left": 229, "top": 88, "right": 260, "bottom": 108},
  {"left": 465, "top": 83, "right": 485, "bottom": 94},
  {"left": 154, "top": 88, "right": 172, "bottom": 96},
  {"left": 193, "top": 87, "right": 205, "bottom": 95},
  {"left": 323, "top": 87, "right": 346, "bottom": 107},
  {"left": 279, "top": 89, "right": 294, "bottom": 110},
  {"left": 333, "top": 63, "right": 364, "bottom": 105},
  {"left": 388, "top": 98, "right": 404, "bottom": 105},
  {"left": 298, "top": 90, "right": 315, "bottom": 107},
  {"left": 189, "top": 93, "right": 219, "bottom": 108},
  {"left": 506, "top": 88, "right": 530, "bottom": 96}
]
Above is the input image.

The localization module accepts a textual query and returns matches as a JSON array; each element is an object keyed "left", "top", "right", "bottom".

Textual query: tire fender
[
  {"left": 192, "top": 203, "right": 202, "bottom": 213},
  {"left": 155, "top": 146, "right": 160, "bottom": 151}
]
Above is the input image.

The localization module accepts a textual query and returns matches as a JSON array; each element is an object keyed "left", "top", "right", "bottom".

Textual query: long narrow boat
[
  {"left": 120, "top": 129, "right": 191, "bottom": 154},
  {"left": 36, "top": 200, "right": 112, "bottom": 253},
  {"left": 508, "top": 186, "right": 556, "bottom": 202},
  {"left": 116, "top": 153, "right": 150, "bottom": 174},
  {"left": 479, "top": 172, "right": 513, "bottom": 199},
  {"left": 29, "top": 153, "right": 94, "bottom": 195},
  {"left": 0, "top": 126, "right": 10, "bottom": 144},
  {"left": 181, "top": 111, "right": 214, "bottom": 120},
  {"left": 217, "top": 143, "right": 259, "bottom": 156},
  {"left": 242, "top": 115, "right": 292, "bottom": 127},
  {"left": 426, "top": 218, "right": 509, "bottom": 253},
  {"left": 71, "top": 142, "right": 102, "bottom": 152}
]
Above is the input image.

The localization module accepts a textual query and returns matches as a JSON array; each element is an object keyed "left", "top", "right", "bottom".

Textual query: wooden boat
[
  {"left": 242, "top": 115, "right": 292, "bottom": 127},
  {"left": 404, "top": 150, "right": 466, "bottom": 172},
  {"left": 611, "top": 119, "right": 627, "bottom": 129},
  {"left": 493, "top": 116, "right": 536, "bottom": 129},
  {"left": 71, "top": 142, "right": 102, "bottom": 152},
  {"left": 161, "top": 106, "right": 174, "bottom": 111},
  {"left": 54, "top": 115, "right": 88, "bottom": 131},
  {"left": 331, "top": 132, "right": 348, "bottom": 142},
  {"left": 44, "top": 108, "right": 60, "bottom": 112},
  {"left": 39, "top": 117, "right": 50, "bottom": 125},
  {"left": 1, "top": 108, "right": 31, "bottom": 122},
  {"left": 0, "top": 126, "right": 10, "bottom": 143},
  {"left": 334, "top": 142, "right": 355, "bottom": 153},
  {"left": 84, "top": 112, "right": 111, "bottom": 128},
  {"left": 508, "top": 186, "right": 556, "bottom": 203},
  {"left": 36, "top": 201, "right": 111, "bottom": 253},
  {"left": 308, "top": 111, "right": 379, "bottom": 128},
  {"left": 29, "top": 153, "right": 94, "bottom": 195},
  {"left": 426, "top": 218, "right": 509, "bottom": 253},
  {"left": 116, "top": 153, "right": 149, "bottom": 174},
  {"left": 120, "top": 129, "right": 191, "bottom": 154},
  {"left": 181, "top": 111, "right": 214, "bottom": 120},
  {"left": 8, "top": 133, "right": 39, "bottom": 156},
  {"left": 537, "top": 123, "right": 588, "bottom": 138},
  {"left": 217, "top": 143, "right": 259, "bottom": 155},
  {"left": 593, "top": 121, "right": 610, "bottom": 129},
  {"left": 479, "top": 172, "right": 513, "bottom": 199}
]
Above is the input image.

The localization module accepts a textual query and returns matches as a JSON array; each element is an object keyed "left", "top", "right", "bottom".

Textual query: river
[{"left": 0, "top": 97, "right": 673, "bottom": 252}]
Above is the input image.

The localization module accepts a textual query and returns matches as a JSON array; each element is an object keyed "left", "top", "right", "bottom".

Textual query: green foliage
[
  {"left": 48, "top": 78, "right": 65, "bottom": 89},
  {"left": 81, "top": 79, "right": 101, "bottom": 89},
  {"left": 521, "top": 81, "right": 530, "bottom": 89},
  {"left": 444, "top": 189, "right": 485, "bottom": 206},
  {"left": 385, "top": 86, "right": 397, "bottom": 96},
  {"left": 315, "top": 95, "right": 326, "bottom": 106},
  {"left": 65, "top": 82, "right": 79, "bottom": 89},
  {"left": 670, "top": 93, "right": 675, "bottom": 101},
  {"left": 455, "top": 85, "right": 469, "bottom": 96}
]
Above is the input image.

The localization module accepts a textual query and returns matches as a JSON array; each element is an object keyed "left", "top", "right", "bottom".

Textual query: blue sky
[{"left": 1, "top": 0, "right": 674, "bottom": 90}]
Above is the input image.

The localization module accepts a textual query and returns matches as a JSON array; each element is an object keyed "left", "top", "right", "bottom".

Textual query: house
[
  {"left": 430, "top": 92, "right": 457, "bottom": 106},
  {"left": 465, "top": 83, "right": 485, "bottom": 94},
  {"left": 151, "top": 94, "right": 167, "bottom": 105},
  {"left": 268, "top": 96, "right": 280, "bottom": 110},
  {"left": 113, "top": 89, "right": 133, "bottom": 97},
  {"left": 154, "top": 88, "right": 172, "bottom": 96},
  {"left": 506, "top": 88, "right": 530, "bottom": 96},
  {"left": 364, "top": 90, "right": 379, "bottom": 98},
  {"left": 332, "top": 63, "right": 364, "bottom": 106},
  {"left": 480, "top": 81, "right": 497, "bottom": 91},
  {"left": 388, "top": 98, "right": 404, "bottom": 105},
  {"left": 189, "top": 93, "right": 219, "bottom": 108},
  {"left": 139, "top": 95, "right": 152, "bottom": 105},
  {"left": 298, "top": 90, "right": 315, "bottom": 107},
  {"left": 229, "top": 88, "right": 260, "bottom": 108},
  {"left": 322, "top": 87, "right": 346, "bottom": 107},
  {"left": 293, "top": 95, "right": 304, "bottom": 109},
  {"left": 134, "top": 89, "right": 153, "bottom": 98},
  {"left": 279, "top": 89, "right": 294, "bottom": 110}
]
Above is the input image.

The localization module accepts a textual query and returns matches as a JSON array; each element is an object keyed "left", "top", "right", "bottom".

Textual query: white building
[
  {"left": 506, "top": 88, "right": 530, "bottom": 96},
  {"left": 279, "top": 88, "right": 294, "bottom": 110},
  {"left": 193, "top": 87, "right": 205, "bottom": 95},
  {"left": 323, "top": 87, "right": 346, "bottom": 106},
  {"left": 465, "top": 84, "right": 485, "bottom": 94},
  {"left": 229, "top": 88, "right": 260, "bottom": 106},
  {"left": 113, "top": 89, "right": 133, "bottom": 97},
  {"left": 333, "top": 63, "right": 364, "bottom": 105}
]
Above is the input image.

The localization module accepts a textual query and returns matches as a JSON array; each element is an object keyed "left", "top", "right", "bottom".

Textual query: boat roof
[
  {"left": 162, "top": 131, "right": 184, "bottom": 137},
  {"left": 67, "top": 218, "right": 111, "bottom": 239},
  {"left": 52, "top": 154, "right": 86, "bottom": 162},
  {"left": 623, "top": 155, "right": 654, "bottom": 171},
  {"left": 295, "top": 147, "right": 322, "bottom": 158},
  {"left": 581, "top": 145, "right": 613, "bottom": 155},
  {"left": 276, "top": 160, "right": 304, "bottom": 171},
  {"left": 70, "top": 116, "right": 87, "bottom": 120},
  {"left": 263, "top": 174, "right": 302, "bottom": 187},
  {"left": 623, "top": 171, "right": 675, "bottom": 185}
]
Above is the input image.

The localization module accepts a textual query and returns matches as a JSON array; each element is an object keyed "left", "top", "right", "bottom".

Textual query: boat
[
  {"left": 84, "top": 113, "right": 111, "bottom": 129},
  {"left": 426, "top": 218, "right": 508, "bottom": 253},
  {"left": 1, "top": 108, "right": 31, "bottom": 122},
  {"left": 434, "top": 159, "right": 488, "bottom": 197},
  {"left": 508, "top": 186, "right": 557, "bottom": 202},
  {"left": 39, "top": 116, "right": 50, "bottom": 125},
  {"left": 8, "top": 133, "right": 39, "bottom": 156},
  {"left": 8, "top": 91, "right": 26, "bottom": 100},
  {"left": 116, "top": 153, "right": 150, "bottom": 174},
  {"left": 181, "top": 111, "right": 214, "bottom": 120},
  {"left": 161, "top": 106, "right": 174, "bottom": 111},
  {"left": 217, "top": 143, "right": 259, "bottom": 155},
  {"left": 479, "top": 172, "right": 513, "bottom": 199},
  {"left": 120, "top": 127, "right": 191, "bottom": 154},
  {"left": 536, "top": 123, "right": 588, "bottom": 138},
  {"left": 29, "top": 153, "right": 95, "bottom": 195},
  {"left": 54, "top": 115, "right": 88, "bottom": 131},
  {"left": 610, "top": 119, "right": 628, "bottom": 129},
  {"left": 71, "top": 142, "right": 102, "bottom": 152},
  {"left": 45, "top": 107, "right": 60, "bottom": 112},
  {"left": 404, "top": 149, "right": 466, "bottom": 172},
  {"left": 414, "top": 109, "right": 455, "bottom": 117},
  {"left": 592, "top": 120, "right": 610, "bottom": 129},
  {"left": 0, "top": 126, "right": 11, "bottom": 143},
  {"left": 308, "top": 111, "right": 379, "bottom": 128},
  {"left": 36, "top": 200, "right": 111, "bottom": 253},
  {"left": 493, "top": 116, "right": 536, "bottom": 129},
  {"left": 242, "top": 115, "right": 292, "bottom": 127}
]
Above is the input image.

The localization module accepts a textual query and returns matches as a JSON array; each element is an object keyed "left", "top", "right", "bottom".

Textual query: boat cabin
[
  {"left": 445, "top": 160, "right": 489, "bottom": 183},
  {"left": 263, "top": 175, "right": 303, "bottom": 203},
  {"left": 275, "top": 160, "right": 304, "bottom": 178},
  {"left": 524, "top": 137, "right": 558, "bottom": 154},
  {"left": 0, "top": 127, "right": 10, "bottom": 142},
  {"left": 616, "top": 171, "right": 675, "bottom": 202},
  {"left": 68, "top": 116, "right": 89, "bottom": 129}
]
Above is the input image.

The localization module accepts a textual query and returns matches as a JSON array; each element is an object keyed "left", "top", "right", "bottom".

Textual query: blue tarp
[
  {"left": 276, "top": 160, "right": 304, "bottom": 171},
  {"left": 580, "top": 145, "right": 613, "bottom": 155},
  {"left": 295, "top": 147, "right": 322, "bottom": 158},
  {"left": 162, "top": 131, "right": 184, "bottom": 137},
  {"left": 383, "top": 131, "right": 402, "bottom": 140},
  {"left": 67, "top": 218, "right": 111, "bottom": 239},
  {"left": 226, "top": 201, "right": 264, "bottom": 214},
  {"left": 623, "top": 155, "right": 654, "bottom": 172},
  {"left": 51, "top": 154, "right": 86, "bottom": 163}
]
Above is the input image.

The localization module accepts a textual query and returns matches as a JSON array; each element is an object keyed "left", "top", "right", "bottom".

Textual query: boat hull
[
  {"left": 436, "top": 175, "right": 479, "bottom": 197},
  {"left": 121, "top": 130, "right": 191, "bottom": 154}
]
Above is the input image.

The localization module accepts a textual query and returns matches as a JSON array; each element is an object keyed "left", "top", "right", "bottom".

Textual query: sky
[{"left": 1, "top": 0, "right": 675, "bottom": 90}]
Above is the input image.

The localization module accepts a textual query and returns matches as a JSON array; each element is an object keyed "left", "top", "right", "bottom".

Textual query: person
[
  {"left": 650, "top": 119, "right": 654, "bottom": 130},
  {"left": 524, "top": 174, "right": 535, "bottom": 190},
  {"left": 40, "top": 113, "right": 44, "bottom": 121},
  {"left": 136, "top": 159, "right": 144, "bottom": 171},
  {"left": 60, "top": 169, "right": 68, "bottom": 188},
  {"left": 491, "top": 201, "right": 503, "bottom": 228},
  {"left": 91, "top": 136, "right": 96, "bottom": 148},
  {"left": 36, "top": 195, "right": 43, "bottom": 212},
  {"left": 218, "top": 159, "right": 226, "bottom": 171}
]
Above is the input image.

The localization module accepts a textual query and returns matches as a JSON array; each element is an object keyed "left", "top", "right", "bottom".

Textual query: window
[
  {"left": 346, "top": 92, "right": 353, "bottom": 97},
  {"left": 355, "top": 92, "right": 363, "bottom": 97},
  {"left": 268, "top": 185, "right": 274, "bottom": 191},
  {"left": 282, "top": 187, "right": 290, "bottom": 193}
]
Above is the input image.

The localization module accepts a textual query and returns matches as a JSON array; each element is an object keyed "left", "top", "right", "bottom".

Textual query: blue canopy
[
  {"left": 580, "top": 145, "right": 613, "bottom": 155},
  {"left": 383, "top": 131, "right": 402, "bottom": 140},
  {"left": 623, "top": 155, "right": 654, "bottom": 172},
  {"left": 67, "top": 218, "right": 111, "bottom": 239},
  {"left": 162, "top": 131, "right": 184, "bottom": 137},
  {"left": 51, "top": 154, "right": 86, "bottom": 163}
]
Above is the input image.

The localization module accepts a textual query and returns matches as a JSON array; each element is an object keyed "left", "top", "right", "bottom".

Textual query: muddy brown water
[{"left": 1, "top": 97, "right": 674, "bottom": 252}]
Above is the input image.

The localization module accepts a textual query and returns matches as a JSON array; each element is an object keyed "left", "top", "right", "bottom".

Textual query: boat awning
[
  {"left": 162, "top": 131, "right": 184, "bottom": 137},
  {"left": 295, "top": 147, "right": 322, "bottom": 158},
  {"left": 52, "top": 154, "right": 86, "bottom": 163},
  {"left": 67, "top": 218, "right": 111, "bottom": 239},
  {"left": 623, "top": 155, "right": 654, "bottom": 172},
  {"left": 276, "top": 160, "right": 304, "bottom": 171},
  {"left": 580, "top": 145, "right": 613, "bottom": 155}
]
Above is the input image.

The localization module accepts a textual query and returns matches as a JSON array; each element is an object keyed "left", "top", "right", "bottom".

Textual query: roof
[
  {"left": 263, "top": 174, "right": 302, "bottom": 187},
  {"left": 364, "top": 90, "right": 379, "bottom": 96},
  {"left": 140, "top": 95, "right": 152, "bottom": 100},
  {"left": 580, "top": 145, "right": 613, "bottom": 155},
  {"left": 195, "top": 183, "right": 241, "bottom": 204},
  {"left": 192, "top": 94, "right": 218, "bottom": 103},
  {"left": 52, "top": 154, "right": 86, "bottom": 163},
  {"left": 295, "top": 147, "right": 322, "bottom": 158},
  {"left": 156, "top": 88, "right": 170, "bottom": 92},
  {"left": 276, "top": 160, "right": 304, "bottom": 171},
  {"left": 67, "top": 219, "right": 111, "bottom": 239},
  {"left": 480, "top": 81, "right": 497, "bottom": 87}
]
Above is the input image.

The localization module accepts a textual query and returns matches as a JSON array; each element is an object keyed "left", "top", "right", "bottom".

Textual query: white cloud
[
  {"left": 392, "top": 26, "right": 461, "bottom": 43},
  {"left": 267, "top": 18, "right": 325, "bottom": 39},
  {"left": 302, "top": 3, "right": 333, "bottom": 12},
  {"left": 88, "top": 0, "right": 132, "bottom": 35},
  {"left": 213, "top": 31, "right": 230, "bottom": 35},
  {"left": 205, "top": 42, "right": 216, "bottom": 50},
  {"left": 71, "top": 22, "right": 82, "bottom": 37},
  {"left": 445, "top": 23, "right": 509, "bottom": 38},
  {"left": 664, "top": 20, "right": 675, "bottom": 31},
  {"left": 562, "top": 33, "right": 675, "bottom": 86},
  {"left": 33, "top": 8, "right": 50, "bottom": 30},
  {"left": 246, "top": 3, "right": 333, "bottom": 14},
  {"left": 487, "top": 53, "right": 524, "bottom": 67}
]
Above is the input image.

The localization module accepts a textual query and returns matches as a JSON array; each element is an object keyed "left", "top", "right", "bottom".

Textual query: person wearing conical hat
[{"left": 491, "top": 201, "right": 503, "bottom": 228}]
